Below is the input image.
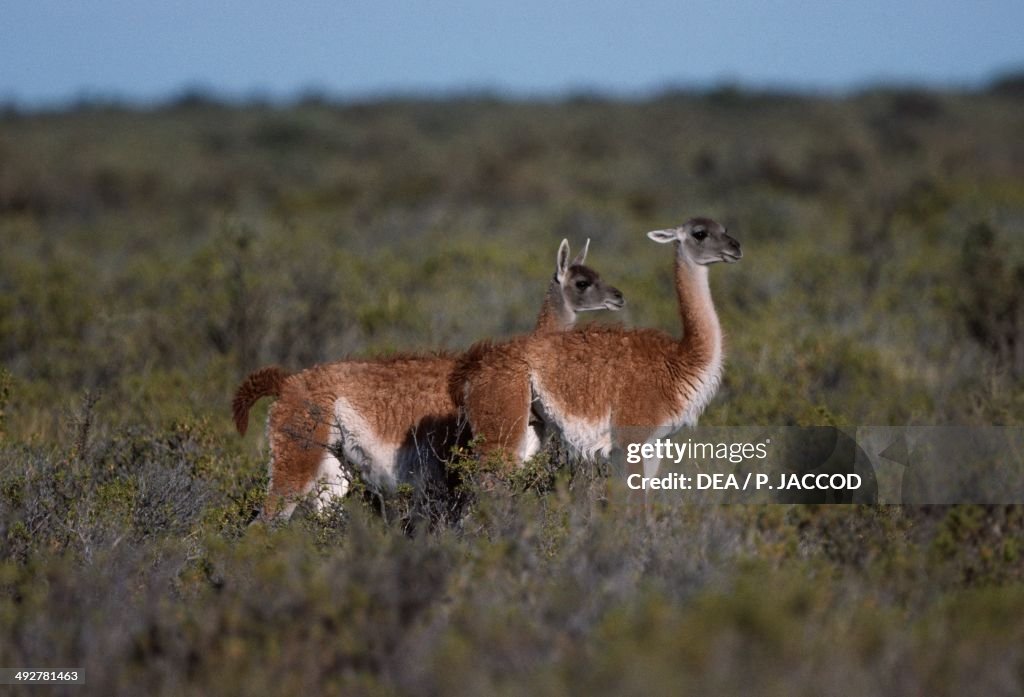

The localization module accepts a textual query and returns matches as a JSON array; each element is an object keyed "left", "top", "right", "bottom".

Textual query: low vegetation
[{"left": 1, "top": 82, "right": 1023, "bottom": 694}]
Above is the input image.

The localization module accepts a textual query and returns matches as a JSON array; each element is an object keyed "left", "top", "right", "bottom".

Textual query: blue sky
[{"left": 3, "top": 0, "right": 1023, "bottom": 105}]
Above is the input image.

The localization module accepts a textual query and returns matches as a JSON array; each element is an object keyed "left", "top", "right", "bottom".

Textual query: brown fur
[
  {"left": 291, "top": 352, "right": 460, "bottom": 445},
  {"left": 234, "top": 244, "right": 623, "bottom": 520},
  {"left": 451, "top": 338, "right": 533, "bottom": 455},
  {"left": 232, "top": 365, "right": 289, "bottom": 435},
  {"left": 261, "top": 372, "right": 332, "bottom": 518},
  {"left": 457, "top": 325, "right": 708, "bottom": 460},
  {"left": 458, "top": 219, "right": 739, "bottom": 468},
  {"left": 260, "top": 352, "right": 462, "bottom": 519}
]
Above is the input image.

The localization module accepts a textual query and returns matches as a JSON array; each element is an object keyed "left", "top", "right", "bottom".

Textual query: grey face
[
  {"left": 646, "top": 217, "right": 743, "bottom": 265},
  {"left": 555, "top": 238, "right": 625, "bottom": 312},
  {"left": 562, "top": 264, "right": 625, "bottom": 312}
]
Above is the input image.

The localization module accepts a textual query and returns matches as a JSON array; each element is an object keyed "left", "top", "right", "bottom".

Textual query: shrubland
[{"left": 1, "top": 83, "right": 1023, "bottom": 694}]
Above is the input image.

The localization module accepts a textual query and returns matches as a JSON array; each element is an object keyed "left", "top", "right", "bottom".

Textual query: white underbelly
[
  {"left": 331, "top": 396, "right": 450, "bottom": 492},
  {"left": 333, "top": 396, "right": 402, "bottom": 490},
  {"left": 559, "top": 413, "right": 614, "bottom": 458},
  {"left": 531, "top": 379, "right": 613, "bottom": 459}
]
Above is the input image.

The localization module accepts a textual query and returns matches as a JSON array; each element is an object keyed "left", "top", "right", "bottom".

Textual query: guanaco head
[
  {"left": 646, "top": 217, "right": 742, "bottom": 265},
  {"left": 556, "top": 238, "right": 626, "bottom": 312}
]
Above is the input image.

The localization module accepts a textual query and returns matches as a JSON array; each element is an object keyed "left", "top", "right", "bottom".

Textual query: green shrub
[{"left": 1, "top": 91, "right": 1023, "bottom": 694}]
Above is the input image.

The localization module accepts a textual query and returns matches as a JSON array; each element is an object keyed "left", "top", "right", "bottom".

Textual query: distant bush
[
  {"left": 0, "top": 368, "right": 10, "bottom": 439},
  {"left": 987, "top": 70, "right": 1024, "bottom": 98},
  {"left": 165, "top": 87, "right": 225, "bottom": 110},
  {"left": 959, "top": 222, "right": 1024, "bottom": 378}
]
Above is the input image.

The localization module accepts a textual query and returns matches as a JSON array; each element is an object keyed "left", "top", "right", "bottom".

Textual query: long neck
[
  {"left": 674, "top": 246, "right": 721, "bottom": 363},
  {"left": 534, "top": 275, "right": 575, "bottom": 332}
]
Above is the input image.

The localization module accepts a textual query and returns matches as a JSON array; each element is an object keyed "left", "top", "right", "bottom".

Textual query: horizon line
[{"left": 4, "top": 67, "right": 1024, "bottom": 114}]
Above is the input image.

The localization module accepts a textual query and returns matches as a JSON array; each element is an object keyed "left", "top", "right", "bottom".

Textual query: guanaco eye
[
  {"left": 575, "top": 280, "right": 591, "bottom": 290},
  {"left": 692, "top": 229, "right": 708, "bottom": 241}
]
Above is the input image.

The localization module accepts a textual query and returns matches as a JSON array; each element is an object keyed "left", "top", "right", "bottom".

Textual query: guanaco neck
[
  {"left": 534, "top": 275, "right": 575, "bottom": 332},
  {"left": 674, "top": 245, "right": 721, "bottom": 364}
]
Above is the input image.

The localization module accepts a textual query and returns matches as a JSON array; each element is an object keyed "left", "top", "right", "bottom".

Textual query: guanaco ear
[
  {"left": 570, "top": 238, "right": 590, "bottom": 267},
  {"left": 647, "top": 228, "right": 678, "bottom": 244},
  {"left": 556, "top": 239, "right": 571, "bottom": 281}
]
